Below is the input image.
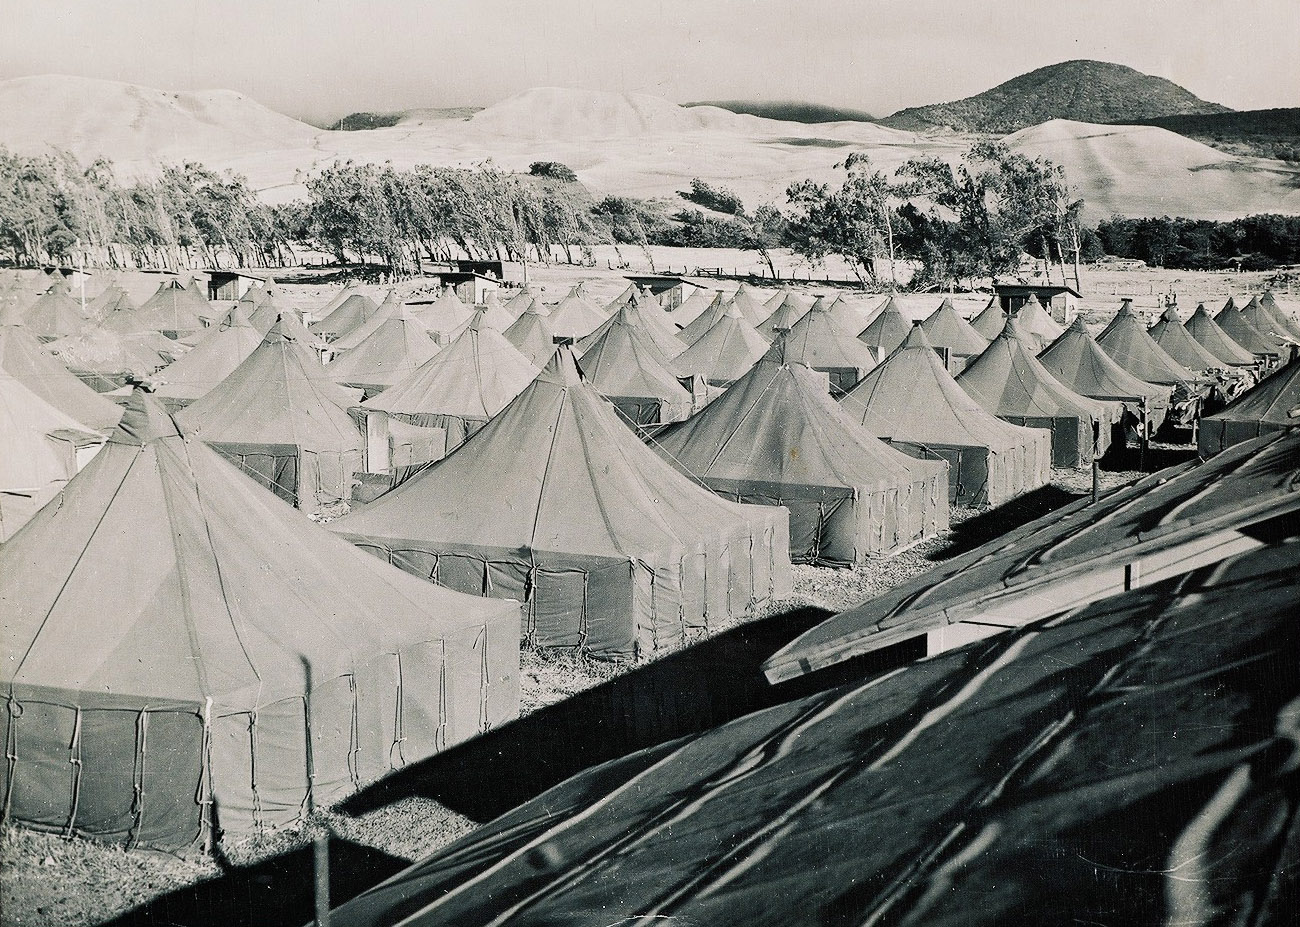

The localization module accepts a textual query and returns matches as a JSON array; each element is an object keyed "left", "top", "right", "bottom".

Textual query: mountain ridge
[{"left": 881, "top": 60, "right": 1231, "bottom": 133}]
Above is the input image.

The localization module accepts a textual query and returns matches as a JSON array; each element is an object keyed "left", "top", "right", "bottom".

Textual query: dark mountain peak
[{"left": 882, "top": 60, "right": 1232, "bottom": 133}]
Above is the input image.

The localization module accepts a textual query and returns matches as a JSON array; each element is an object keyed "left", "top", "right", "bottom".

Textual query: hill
[
  {"left": 464, "top": 87, "right": 759, "bottom": 138},
  {"left": 1122, "top": 109, "right": 1300, "bottom": 161},
  {"left": 1005, "top": 120, "right": 1300, "bottom": 221},
  {"left": 0, "top": 74, "right": 318, "bottom": 167},
  {"left": 882, "top": 60, "right": 1231, "bottom": 133},
  {"left": 684, "top": 100, "right": 876, "bottom": 124}
]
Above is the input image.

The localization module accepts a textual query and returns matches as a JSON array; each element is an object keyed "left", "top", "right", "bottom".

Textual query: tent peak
[
  {"left": 109, "top": 388, "right": 180, "bottom": 446},
  {"left": 537, "top": 345, "right": 585, "bottom": 385}
]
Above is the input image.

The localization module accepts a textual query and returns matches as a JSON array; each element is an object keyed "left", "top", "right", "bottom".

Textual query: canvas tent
[
  {"left": 310, "top": 290, "right": 380, "bottom": 343},
  {"left": 856, "top": 296, "right": 911, "bottom": 358},
  {"left": 667, "top": 289, "right": 720, "bottom": 329},
  {"left": 766, "top": 426, "right": 1300, "bottom": 682},
  {"left": 150, "top": 304, "right": 263, "bottom": 411},
  {"left": 327, "top": 533, "right": 1300, "bottom": 927},
  {"left": 1095, "top": 299, "right": 1194, "bottom": 386},
  {"left": 1198, "top": 357, "right": 1300, "bottom": 455},
  {"left": 969, "top": 296, "right": 1008, "bottom": 340},
  {"left": 1147, "top": 306, "right": 1231, "bottom": 372},
  {"left": 1261, "top": 291, "right": 1300, "bottom": 340},
  {"left": 575, "top": 307, "right": 693, "bottom": 426},
  {"left": 677, "top": 295, "right": 730, "bottom": 345},
  {"left": 755, "top": 295, "right": 807, "bottom": 341},
  {"left": 730, "top": 284, "right": 772, "bottom": 327},
  {"left": 577, "top": 297, "right": 684, "bottom": 363},
  {"left": 407, "top": 288, "right": 475, "bottom": 345},
  {"left": 331, "top": 350, "right": 792, "bottom": 661},
  {"left": 652, "top": 344, "right": 948, "bottom": 565},
  {"left": 1241, "top": 294, "right": 1300, "bottom": 345},
  {"left": 839, "top": 326, "right": 1051, "bottom": 506},
  {"left": 360, "top": 312, "right": 539, "bottom": 451},
  {"left": 502, "top": 302, "right": 557, "bottom": 368},
  {"left": 1184, "top": 302, "right": 1258, "bottom": 367},
  {"left": 956, "top": 322, "right": 1121, "bottom": 468},
  {"left": 1216, "top": 300, "right": 1285, "bottom": 362},
  {"left": 0, "top": 391, "right": 520, "bottom": 852},
  {"left": 1038, "top": 317, "right": 1171, "bottom": 432},
  {"left": 15, "top": 285, "right": 86, "bottom": 341},
  {"left": 671, "top": 304, "right": 770, "bottom": 387},
  {"left": 547, "top": 285, "right": 607, "bottom": 339},
  {"left": 45, "top": 327, "right": 165, "bottom": 390},
  {"left": 176, "top": 316, "right": 364, "bottom": 515},
  {"left": 919, "top": 298, "right": 988, "bottom": 374},
  {"left": 326, "top": 305, "right": 440, "bottom": 396},
  {"left": 0, "top": 371, "right": 103, "bottom": 541},
  {"left": 135, "top": 279, "right": 214, "bottom": 335},
  {"left": 778, "top": 300, "right": 878, "bottom": 395},
  {"left": 0, "top": 324, "right": 123, "bottom": 432},
  {"left": 1006, "top": 293, "right": 1063, "bottom": 352}
]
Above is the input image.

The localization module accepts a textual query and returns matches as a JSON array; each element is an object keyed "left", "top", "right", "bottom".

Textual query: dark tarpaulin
[
  {"left": 327, "top": 536, "right": 1300, "bottom": 927},
  {"left": 765, "top": 427, "right": 1300, "bottom": 683}
]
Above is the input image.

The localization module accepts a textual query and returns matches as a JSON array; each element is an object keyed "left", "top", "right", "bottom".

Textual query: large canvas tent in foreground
[
  {"left": 839, "top": 327, "right": 1050, "bottom": 506},
  {"left": 956, "top": 322, "right": 1121, "bottom": 468},
  {"left": 652, "top": 346, "right": 948, "bottom": 565},
  {"left": 176, "top": 316, "right": 363, "bottom": 515},
  {"left": 1198, "top": 358, "right": 1300, "bottom": 456},
  {"left": 766, "top": 426, "right": 1300, "bottom": 682},
  {"left": 332, "top": 350, "right": 792, "bottom": 661},
  {"left": 0, "top": 392, "right": 520, "bottom": 852},
  {"left": 329, "top": 533, "right": 1300, "bottom": 927}
]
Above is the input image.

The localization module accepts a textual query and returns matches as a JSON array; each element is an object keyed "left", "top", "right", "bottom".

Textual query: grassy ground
[{"left": 0, "top": 452, "right": 1176, "bottom": 927}]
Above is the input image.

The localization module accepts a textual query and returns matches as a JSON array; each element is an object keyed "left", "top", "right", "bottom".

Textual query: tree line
[{"left": 4, "top": 141, "right": 1296, "bottom": 287}]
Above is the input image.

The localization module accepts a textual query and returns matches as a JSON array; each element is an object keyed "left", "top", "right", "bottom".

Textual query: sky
[{"left": 3, "top": 0, "right": 1298, "bottom": 125}]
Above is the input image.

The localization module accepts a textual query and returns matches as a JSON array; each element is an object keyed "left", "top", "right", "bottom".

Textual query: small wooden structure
[
  {"left": 624, "top": 274, "right": 708, "bottom": 310},
  {"left": 432, "top": 271, "right": 501, "bottom": 305},
  {"left": 454, "top": 259, "right": 527, "bottom": 286},
  {"left": 206, "top": 270, "right": 264, "bottom": 301},
  {"left": 994, "top": 283, "right": 1081, "bottom": 325}
]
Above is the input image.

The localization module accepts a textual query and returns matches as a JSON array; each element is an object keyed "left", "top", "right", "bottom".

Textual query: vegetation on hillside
[
  {"left": 1122, "top": 109, "right": 1300, "bottom": 162},
  {"left": 881, "top": 60, "right": 1230, "bottom": 133},
  {"left": 1096, "top": 214, "right": 1300, "bottom": 270},
  {"left": 684, "top": 100, "right": 876, "bottom": 124},
  {"left": 328, "top": 112, "right": 404, "bottom": 131}
]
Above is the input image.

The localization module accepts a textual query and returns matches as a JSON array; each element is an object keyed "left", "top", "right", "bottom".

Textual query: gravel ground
[{"left": 0, "top": 460, "right": 1176, "bottom": 926}]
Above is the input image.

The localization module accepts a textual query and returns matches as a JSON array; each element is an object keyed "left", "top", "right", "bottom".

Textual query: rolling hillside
[
  {"left": 882, "top": 60, "right": 1230, "bottom": 133},
  {"left": 2, "top": 74, "right": 1296, "bottom": 221},
  {"left": 0, "top": 74, "right": 318, "bottom": 166},
  {"left": 684, "top": 100, "right": 877, "bottom": 124}
]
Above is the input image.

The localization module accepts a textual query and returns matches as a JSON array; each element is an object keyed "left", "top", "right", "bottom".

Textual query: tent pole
[{"left": 1091, "top": 421, "right": 1100, "bottom": 504}]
